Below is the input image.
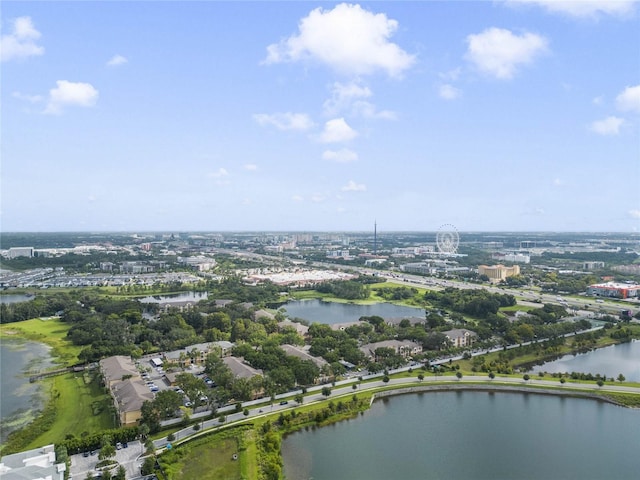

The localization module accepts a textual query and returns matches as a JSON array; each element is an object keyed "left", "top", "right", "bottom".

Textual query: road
[{"left": 150, "top": 360, "right": 640, "bottom": 452}]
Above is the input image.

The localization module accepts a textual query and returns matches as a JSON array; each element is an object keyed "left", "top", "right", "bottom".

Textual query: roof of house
[
  {"left": 99, "top": 355, "right": 139, "bottom": 384},
  {"left": 112, "top": 379, "right": 154, "bottom": 413},
  {"left": 222, "top": 356, "right": 263, "bottom": 379},
  {"left": 443, "top": 328, "right": 477, "bottom": 339},
  {"left": 280, "top": 344, "right": 327, "bottom": 368},
  {"left": 385, "top": 316, "right": 425, "bottom": 326},
  {"left": 278, "top": 320, "right": 309, "bottom": 335},
  {"left": 253, "top": 309, "right": 275, "bottom": 320},
  {"left": 360, "top": 339, "right": 422, "bottom": 355}
]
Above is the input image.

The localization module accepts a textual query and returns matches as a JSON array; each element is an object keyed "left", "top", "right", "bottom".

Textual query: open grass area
[
  {"left": 23, "top": 372, "right": 115, "bottom": 450},
  {"left": 159, "top": 429, "right": 247, "bottom": 480},
  {"left": 0, "top": 317, "right": 83, "bottom": 366}
]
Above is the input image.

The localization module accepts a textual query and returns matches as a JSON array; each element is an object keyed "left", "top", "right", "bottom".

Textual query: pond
[
  {"left": 283, "top": 299, "right": 424, "bottom": 325},
  {"left": 529, "top": 339, "right": 640, "bottom": 382},
  {"left": 282, "top": 391, "right": 640, "bottom": 480},
  {"left": 0, "top": 294, "right": 35, "bottom": 304},
  {"left": 137, "top": 291, "right": 208, "bottom": 304}
]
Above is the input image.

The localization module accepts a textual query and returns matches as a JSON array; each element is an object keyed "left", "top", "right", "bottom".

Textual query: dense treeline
[
  {"left": 1, "top": 293, "right": 73, "bottom": 323},
  {"left": 316, "top": 279, "right": 369, "bottom": 300},
  {"left": 424, "top": 287, "right": 516, "bottom": 317}
]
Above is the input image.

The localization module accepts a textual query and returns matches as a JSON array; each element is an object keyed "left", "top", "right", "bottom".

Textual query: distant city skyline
[{"left": 2, "top": 1, "right": 639, "bottom": 232}]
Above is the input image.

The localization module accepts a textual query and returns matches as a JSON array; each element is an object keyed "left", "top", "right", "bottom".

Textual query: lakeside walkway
[{"left": 152, "top": 373, "right": 640, "bottom": 450}]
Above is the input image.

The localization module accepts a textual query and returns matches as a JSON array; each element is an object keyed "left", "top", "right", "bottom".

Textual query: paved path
[{"left": 152, "top": 372, "right": 640, "bottom": 451}]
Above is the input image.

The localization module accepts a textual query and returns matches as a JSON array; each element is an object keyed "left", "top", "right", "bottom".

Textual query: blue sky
[{"left": 2, "top": 1, "right": 639, "bottom": 233}]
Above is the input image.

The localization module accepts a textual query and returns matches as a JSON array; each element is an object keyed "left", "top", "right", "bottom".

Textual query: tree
[
  {"left": 418, "top": 373, "right": 424, "bottom": 382},
  {"left": 294, "top": 393, "right": 304, "bottom": 404},
  {"left": 114, "top": 465, "right": 126, "bottom": 480},
  {"left": 617, "top": 373, "right": 626, "bottom": 383},
  {"left": 382, "top": 375, "right": 390, "bottom": 383},
  {"left": 488, "top": 372, "right": 495, "bottom": 380},
  {"left": 597, "top": 379, "right": 604, "bottom": 387},
  {"left": 98, "top": 435, "right": 115, "bottom": 461},
  {"left": 523, "top": 374, "right": 530, "bottom": 381},
  {"left": 560, "top": 377, "right": 566, "bottom": 384},
  {"left": 321, "top": 386, "right": 332, "bottom": 398},
  {"left": 456, "top": 371, "right": 462, "bottom": 380}
]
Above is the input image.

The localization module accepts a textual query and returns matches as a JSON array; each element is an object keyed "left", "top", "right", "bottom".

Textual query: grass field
[
  {"left": 23, "top": 371, "right": 115, "bottom": 449},
  {"left": 159, "top": 430, "right": 246, "bottom": 480},
  {"left": 0, "top": 317, "right": 83, "bottom": 366}
]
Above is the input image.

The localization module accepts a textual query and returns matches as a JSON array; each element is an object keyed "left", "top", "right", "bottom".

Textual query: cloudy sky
[{"left": 2, "top": 1, "right": 639, "bottom": 232}]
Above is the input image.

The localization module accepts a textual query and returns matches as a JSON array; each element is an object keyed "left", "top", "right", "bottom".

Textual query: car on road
[{"left": 279, "top": 401, "right": 289, "bottom": 406}]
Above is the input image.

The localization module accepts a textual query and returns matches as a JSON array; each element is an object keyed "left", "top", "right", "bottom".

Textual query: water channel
[
  {"left": 282, "top": 391, "right": 640, "bottom": 480},
  {"left": 283, "top": 299, "right": 424, "bottom": 325}
]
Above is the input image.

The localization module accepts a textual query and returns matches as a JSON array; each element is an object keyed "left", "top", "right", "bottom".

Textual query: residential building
[
  {"left": 360, "top": 340, "right": 423, "bottom": 361},
  {"left": 99, "top": 355, "right": 152, "bottom": 427},
  {"left": 443, "top": 329, "right": 477, "bottom": 348},
  {"left": 222, "top": 356, "right": 263, "bottom": 379},
  {"left": 0, "top": 444, "right": 65, "bottom": 480},
  {"left": 110, "top": 379, "right": 154, "bottom": 426},
  {"left": 99, "top": 355, "right": 139, "bottom": 389},
  {"left": 280, "top": 344, "right": 328, "bottom": 369}
]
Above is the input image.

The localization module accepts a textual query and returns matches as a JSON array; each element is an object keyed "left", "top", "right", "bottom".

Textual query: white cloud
[
  {"left": 629, "top": 209, "right": 640, "bottom": 219},
  {"left": 292, "top": 195, "right": 304, "bottom": 202},
  {"left": 208, "top": 168, "right": 229, "bottom": 178},
  {"left": 439, "top": 84, "right": 462, "bottom": 100},
  {"left": 12, "top": 91, "right": 43, "bottom": 103},
  {"left": 311, "top": 194, "right": 326, "bottom": 203},
  {"left": 465, "top": 27, "right": 548, "bottom": 79},
  {"left": 616, "top": 85, "right": 640, "bottom": 113},
  {"left": 503, "top": 0, "right": 637, "bottom": 18},
  {"left": 264, "top": 3, "right": 415, "bottom": 78},
  {"left": 243, "top": 163, "right": 258, "bottom": 171},
  {"left": 323, "top": 81, "right": 372, "bottom": 115},
  {"left": 253, "top": 112, "right": 314, "bottom": 131},
  {"left": 439, "top": 67, "right": 462, "bottom": 81},
  {"left": 107, "top": 54, "right": 128, "bottom": 67},
  {"left": 592, "top": 96, "right": 604, "bottom": 106},
  {"left": 44, "top": 80, "right": 99, "bottom": 114},
  {"left": 319, "top": 118, "right": 357, "bottom": 143},
  {"left": 552, "top": 177, "right": 565, "bottom": 187},
  {"left": 1, "top": 16, "right": 44, "bottom": 62},
  {"left": 341, "top": 180, "right": 366, "bottom": 192},
  {"left": 322, "top": 148, "right": 359, "bottom": 163},
  {"left": 589, "top": 116, "right": 624, "bottom": 135}
]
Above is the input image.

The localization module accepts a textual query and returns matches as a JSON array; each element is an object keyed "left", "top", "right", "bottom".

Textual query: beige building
[
  {"left": 478, "top": 264, "right": 520, "bottom": 283},
  {"left": 99, "top": 355, "right": 152, "bottom": 426},
  {"left": 443, "top": 329, "right": 478, "bottom": 348}
]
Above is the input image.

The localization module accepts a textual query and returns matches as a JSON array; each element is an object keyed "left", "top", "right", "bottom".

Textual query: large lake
[
  {"left": 282, "top": 391, "right": 640, "bottom": 480},
  {"left": 284, "top": 299, "right": 424, "bottom": 325},
  {"left": 0, "top": 338, "right": 54, "bottom": 443},
  {"left": 529, "top": 340, "right": 640, "bottom": 382}
]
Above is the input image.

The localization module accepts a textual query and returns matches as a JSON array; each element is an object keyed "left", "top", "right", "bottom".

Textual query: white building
[{"left": 0, "top": 444, "right": 65, "bottom": 480}]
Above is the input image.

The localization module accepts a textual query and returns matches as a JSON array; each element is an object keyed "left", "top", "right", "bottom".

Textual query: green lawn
[
  {"left": 159, "top": 431, "right": 244, "bottom": 480},
  {"left": 0, "top": 317, "right": 83, "bottom": 366},
  {"left": 24, "top": 372, "right": 115, "bottom": 449}
]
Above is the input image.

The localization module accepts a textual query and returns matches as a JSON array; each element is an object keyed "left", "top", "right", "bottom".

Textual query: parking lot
[{"left": 69, "top": 440, "right": 144, "bottom": 479}]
